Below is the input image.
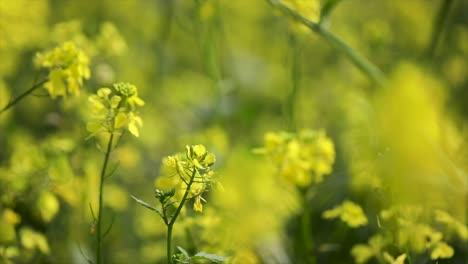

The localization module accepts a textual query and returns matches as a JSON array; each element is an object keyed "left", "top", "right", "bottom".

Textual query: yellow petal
[
  {"left": 114, "top": 112, "right": 127, "bottom": 128},
  {"left": 128, "top": 122, "right": 139, "bottom": 137}
]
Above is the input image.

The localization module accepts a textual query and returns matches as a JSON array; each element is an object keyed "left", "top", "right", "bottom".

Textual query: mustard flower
[
  {"left": 351, "top": 234, "right": 389, "bottom": 264},
  {"left": 35, "top": 42, "right": 90, "bottom": 98},
  {"left": 255, "top": 129, "right": 335, "bottom": 187},
  {"left": 430, "top": 241, "right": 454, "bottom": 260},
  {"left": 87, "top": 82, "right": 144, "bottom": 137},
  {"left": 322, "top": 200, "right": 368, "bottom": 228},
  {"left": 155, "top": 144, "right": 218, "bottom": 213}
]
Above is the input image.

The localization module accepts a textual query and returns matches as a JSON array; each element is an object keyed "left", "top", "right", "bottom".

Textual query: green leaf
[
  {"left": 131, "top": 195, "right": 162, "bottom": 215},
  {"left": 177, "top": 246, "right": 190, "bottom": 258},
  {"left": 192, "top": 252, "right": 226, "bottom": 263}
]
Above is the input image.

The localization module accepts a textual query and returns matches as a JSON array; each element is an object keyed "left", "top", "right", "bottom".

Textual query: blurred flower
[
  {"left": 351, "top": 234, "right": 389, "bottom": 264},
  {"left": 255, "top": 129, "right": 335, "bottom": 187},
  {"left": 35, "top": 42, "right": 90, "bottom": 98},
  {"left": 20, "top": 227, "right": 50, "bottom": 254},
  {"left": 430, "top": 241, "right": 454, "bottom": 260},
  {"left": 37, "top": 191, "right": 60, "bottom": 222},
  {"left": 322, "top": 200, "right": 368, "bottom": 228},
  {"left": 434, "top": 209, "right": 468, "bottom": 241},
  {"left": 95, "top": 22, "right": 127, "bottom": 57}
]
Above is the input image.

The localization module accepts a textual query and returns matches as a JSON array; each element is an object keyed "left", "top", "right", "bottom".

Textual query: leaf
[
  {"left": 192, "top": 252, "right": 226, "bottom": 263},
  {"left": 130, "top": 195, "right": 162, "bottom": 215},
  {"left": 177, "top": 246, "right": 190, "bottom": 258}
]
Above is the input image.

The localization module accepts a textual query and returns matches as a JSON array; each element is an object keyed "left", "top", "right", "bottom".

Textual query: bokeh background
[{"left": 0, "top": 0, "right": 467, "bottom": 263}]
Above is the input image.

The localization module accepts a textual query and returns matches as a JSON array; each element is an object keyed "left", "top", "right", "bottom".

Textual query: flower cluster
[
  {"left": 255, "top": 129, "right": 335, "bottom": 187},
  {"left": 35, "top": 42, "right": 90, "bottom": 98},
  {"left": 322, "top": 200, "right": 368, "bottom": 228},
  {"left": 156, "top": 145, "right": 217, "bottom": 212},
  {"left": 351, "top": 205, "right": 462, "bottom": 263},
  {"left": 87, "top": 82, "right": 144, "bottom": 137}
]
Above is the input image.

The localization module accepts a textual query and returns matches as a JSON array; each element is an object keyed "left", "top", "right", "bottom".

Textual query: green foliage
[{"left": 1, "top": 0, "right": 468, "bottom": 263}]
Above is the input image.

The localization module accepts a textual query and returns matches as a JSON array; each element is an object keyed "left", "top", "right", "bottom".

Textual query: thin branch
[
  {"left": 102, "top": 214, "right": 116, "bottom": 238},
  {"left": 105, "top": 161, "right": 120, "bottom": 179},
  {"left": 267, "top": 0, "right": 386, "bottom": 86},
  {"left": 0, "top": 78, "right": 48, "bottom": 115},
  {"left": 89, "top": 203, "right": 97, "bottom": 221}
]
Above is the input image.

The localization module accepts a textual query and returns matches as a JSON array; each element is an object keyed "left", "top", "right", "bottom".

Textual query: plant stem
[
  {"left": 285, "top": 33, "right": 301, "bottom": 131},
  {"left": 167, "top": 224, "right": 173, "bottom": 264},
  {"left": 0, "top": 78, "right": 48, "bottom": 115},
  {"left": 166, "top": 169, "right": 197, "bottom": 264},
  {"left": 96, "top": 133, "right": 114, "bottom": 264},
  {"left": 300, "top": 189, "right": 316, "bottom": 264},
  {"left": 267, "top": 0, "right": 386, "bottom": 86}
]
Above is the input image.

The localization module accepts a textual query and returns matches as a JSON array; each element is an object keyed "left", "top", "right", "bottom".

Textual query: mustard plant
[
  {"left": 87, "top": 82, "right": 144, "bottom": 264},
  {"left": 132, "top": 144, "right": 225, "bottom": 263},
  {"left": 255, "top": 129, "right": 335, "bottom": 263},
  {"left": 349, "top": 205, "right": 465, "bottom": 264},
  {"left": 0, "top": 41, "right": 90, "bottom": 115}
]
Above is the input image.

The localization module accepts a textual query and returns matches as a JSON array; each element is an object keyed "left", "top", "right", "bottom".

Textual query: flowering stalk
[
  {"left": 1, "top": 41, "right": 90, "bottom": 115},
  {"left": 256, "top": 129, "right": 336, "bottom": 261},
  {"left": 86, "top": 82, "right": 144, "bottom": 264},
  {"left": 132, "top": 145, "right": 221, "bottom": 263}
]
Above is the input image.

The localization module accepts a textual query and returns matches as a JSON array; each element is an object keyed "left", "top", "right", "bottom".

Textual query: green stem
[
  {"left": 286, "top": 33, "right": 301, "bottom": 131},
  {"left": 166, "top": 169, "right": 197, "bottom": 264},
  {"left": 167, "top": 224, "right": 173, "bottom": 264},
  {"left": 300, "top": 189, "right": 316, "bottom": 264},
  {"left": 0, "top": 78, "right": 48, "bottom": 115},
  {"left": 267, "top": 0, "right": 386, "bottom": 86},
  {"left": 426, "top": 0, "right": 455, "bottom": 57},
  {"left": 96, "top": 133, "right": 114, "bottom": 264}
]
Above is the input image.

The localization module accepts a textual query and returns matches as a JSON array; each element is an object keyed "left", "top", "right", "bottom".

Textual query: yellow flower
[
  {"left": 194, "top": 196, "right": 204, "bottom": 212},
  {"left": 20, "top": 227, "right": 50, "bottom": 254},
  {"left": 257, "top": 129, "right": 335, "bottom": 186},
  {"left": 37, "top": 191, "right": 59, "bottom": 222},
  {"left": 113, "top": 82, "right": 144, "bottom": 109},
  {"left": 322, "top": 200, "right": 368, "bottom": 228},
  {"left": 351, "top": 245, "right": 374, "bottom": 264},
  {"left": 35, "top": 42, "right": 90, "bottom": 98},
  {"left": 351, "top": 234, "right": 389, "bottom": 264},
  {"left": 155, "top": 145, "right": 218, "bottom": 213},
  {"left": 87, "top": 82, "right": 144, "bottom": 137},
  {"left": 434, "top": 209, "right": 468, "bottom": 241},
  {"left": 430, "top": 242, "right": 454, "bottom": 260}
]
